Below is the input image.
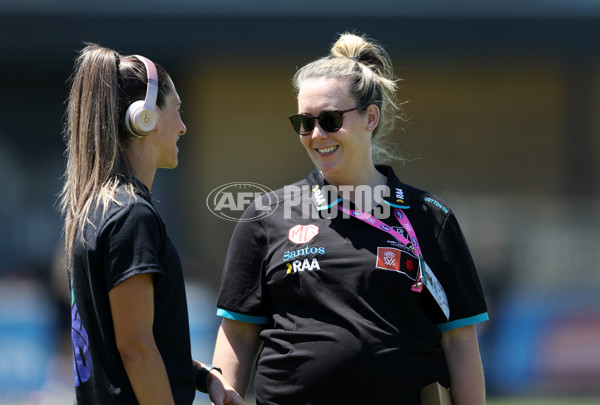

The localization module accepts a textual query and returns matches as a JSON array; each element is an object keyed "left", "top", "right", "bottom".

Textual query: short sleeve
[
  {"left": 101, "top": 201, "right": 164, "bottom": 290},
  {"left": 216, "top": 203, "right": 270, "bottom": 324},
  {"left": 434, "top": 212, "right": 488, "bottom": 331}
]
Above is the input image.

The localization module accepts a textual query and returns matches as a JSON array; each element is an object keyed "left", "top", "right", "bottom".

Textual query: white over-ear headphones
[{"left": 125, "top": 55, "right": 159, "bottom": 137}]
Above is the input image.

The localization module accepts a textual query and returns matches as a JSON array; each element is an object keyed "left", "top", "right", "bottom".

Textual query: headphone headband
[{"left": 134, "top": 55, "right": 158, "bottom": 114}]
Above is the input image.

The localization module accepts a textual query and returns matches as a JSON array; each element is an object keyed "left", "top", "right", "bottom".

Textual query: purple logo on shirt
[{"left": 71, "top": 301, "right": 92, "bottom": 386}]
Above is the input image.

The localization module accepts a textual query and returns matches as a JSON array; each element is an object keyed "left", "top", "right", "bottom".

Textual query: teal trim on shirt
[
  {"left": 382, "top": 200, "right": 411, "bottom": 209},
  {"left": 437, "top": 313, "right": 489, "bottom": 332},
  {"left": 216, "top": 308, "right": 269, "bottom": 324},
  {"left": 316, "top": 198, "right": 343, "bottom": 211}
]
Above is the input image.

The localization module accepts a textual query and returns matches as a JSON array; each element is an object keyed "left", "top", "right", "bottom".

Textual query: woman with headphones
[{"left": 60, "top": 44, "right": 243, "bottom": 405}]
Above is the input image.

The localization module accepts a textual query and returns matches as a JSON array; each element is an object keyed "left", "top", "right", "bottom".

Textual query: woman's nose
[{"left": 311, "top": 123, "right": 327, "bottom": 140}]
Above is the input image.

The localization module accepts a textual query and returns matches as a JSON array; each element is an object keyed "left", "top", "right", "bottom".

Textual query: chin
[
  {"left": 315, "top": 159, "right": 342, "bottom": 176},
  {"left": 168, "top": 154, "right": 179, "bottom": 168},
  {"left": 161, "top": 160, "right": 179, "bottom": 169}
]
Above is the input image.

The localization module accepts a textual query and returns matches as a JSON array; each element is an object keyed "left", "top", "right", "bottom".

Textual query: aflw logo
[
  {"left": 206, "top": 182, "right": 278, "bottom": 222},
  {"left": 383, "top": 251, "right": 396, "bottom": 266},
  {"left": 376, "top": 247, "right": 401, "bottom": 272}
]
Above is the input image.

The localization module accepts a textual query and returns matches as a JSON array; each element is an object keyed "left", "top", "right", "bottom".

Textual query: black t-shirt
[
  {"left": 216, "top": 166, "right": 488, "bottom": 405},
  {"left": 70, "top": 182, "right": 195, "bottom": 404}
]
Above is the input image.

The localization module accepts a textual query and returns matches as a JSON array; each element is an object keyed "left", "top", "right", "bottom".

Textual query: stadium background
[{"left": 0, "top": 1, "right": 599, "bottom": 403}]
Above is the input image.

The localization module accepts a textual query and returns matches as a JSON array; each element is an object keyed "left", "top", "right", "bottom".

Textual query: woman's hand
[{"left": 207, "top": 368, "right": 245, "bottom": 405}]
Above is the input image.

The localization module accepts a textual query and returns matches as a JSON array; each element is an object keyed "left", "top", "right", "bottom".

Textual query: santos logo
[
  {"left": 286, "top": 258, "right": 321, "bottom": 274},
  {"left": 206, "top": 182, "right": 278, "bottom": 222},
  {"left": 283, "top": 246, "right": 325, "bottom": 261}
]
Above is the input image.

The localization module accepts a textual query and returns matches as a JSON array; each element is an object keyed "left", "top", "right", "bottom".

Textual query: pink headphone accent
[{"left": 125, "top": 55, "right": 159, "bottom": 137}]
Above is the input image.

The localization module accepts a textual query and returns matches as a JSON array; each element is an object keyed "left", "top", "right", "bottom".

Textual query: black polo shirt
[
  {"left": 70, "top": 182, "right": 195, "bottom": 404},
  {"left": 217, "top": 165, "right": 488, "bottom": 405}
]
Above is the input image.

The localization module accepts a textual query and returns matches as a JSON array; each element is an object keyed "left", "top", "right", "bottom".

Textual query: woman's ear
[{"left": 366, "top": 104, "right": 380, "bottom": 132}]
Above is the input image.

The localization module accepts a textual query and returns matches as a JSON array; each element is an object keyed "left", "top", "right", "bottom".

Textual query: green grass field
[
  {"left": 194, "top": 398, "right": 600, "bottom": 405},
  {"left": 487, "top": 399, "right": 600, "bottom": 405},
  {"left": 236, "top": 397, "right": 600, "bottom": 405}
]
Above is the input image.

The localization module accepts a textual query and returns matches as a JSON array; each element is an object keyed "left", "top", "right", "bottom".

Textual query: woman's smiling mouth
[{"left": 316, "top": 145, "right": 339, "bottom": 155}]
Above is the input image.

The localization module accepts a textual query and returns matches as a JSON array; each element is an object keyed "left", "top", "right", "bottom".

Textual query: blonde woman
[
  {"left": 213, "top": 33, "right": 488, "bottom": 404},
  {"left": 60, "top": 44, "right": 243, "bottom": 405}
]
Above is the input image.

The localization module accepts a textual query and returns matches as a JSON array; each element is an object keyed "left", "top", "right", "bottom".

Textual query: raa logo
[
  {"left": 312, "top": 185, "right": 326, "bottom": 207},
  {"left": 395, "top": 188, "right": 405, "bottom": 203},
  {"left": 286, "top": 258, "right": 321, "bottom": 274}
]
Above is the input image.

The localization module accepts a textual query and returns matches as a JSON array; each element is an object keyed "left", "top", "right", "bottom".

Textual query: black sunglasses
[{"left": 288, "top": 106, "right": 365, "bottom": 135}]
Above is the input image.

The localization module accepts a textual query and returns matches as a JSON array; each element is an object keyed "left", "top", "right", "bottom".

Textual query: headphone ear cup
[{"left": 125, "top": 100, "right": 158, "bottom": 137}]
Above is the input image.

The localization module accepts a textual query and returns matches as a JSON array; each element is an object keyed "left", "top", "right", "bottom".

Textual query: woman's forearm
[
  {"left": 441, "top": 325, "right": 486, "bottom": 405},
  {"left": 119, "top": 338, "right": 175, "bottom": 405},
  {"left": 212, "top": 318, "right": 263, "bottom": 397}
]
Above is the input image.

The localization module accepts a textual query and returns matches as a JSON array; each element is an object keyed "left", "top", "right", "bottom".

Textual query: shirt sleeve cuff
[
  {"left": 216, "top": 308, "right": 269, "bottom": 324},
  {"left": 436, "top": 312, "right": 489, "bottom": 332}
]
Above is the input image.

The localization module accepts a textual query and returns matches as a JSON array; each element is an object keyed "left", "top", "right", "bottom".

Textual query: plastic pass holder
[{"left": 412, "top": 257, "right": 450, "bottom": 320}]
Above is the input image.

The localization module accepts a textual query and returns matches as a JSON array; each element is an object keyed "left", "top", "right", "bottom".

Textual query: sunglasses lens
[
  {"left": 290, "top": 115, "right": 314, "bottom": 135},
  {"left": 318, "top": 111, "right": 343, "bottom": 132},
  {"left": 289, "top": 110, "right": 348, "bottom": 135}
]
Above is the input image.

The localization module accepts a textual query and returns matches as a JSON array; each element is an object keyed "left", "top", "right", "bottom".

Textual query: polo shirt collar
[{"left": 306, "top": 165, "right": 411, "bottom": 211}]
